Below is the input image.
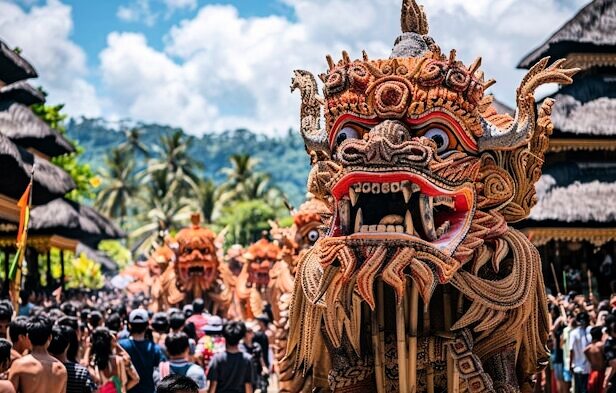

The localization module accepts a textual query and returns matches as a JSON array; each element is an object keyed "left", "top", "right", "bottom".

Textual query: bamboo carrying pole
[
  {"left": 407, "top": 281, "right": 419, "bottom": 393},
  {"left": 372, "top": 286, "right": 384, "bottom": 393},
  {"left": 444, "top": 287, "right": 460, "bottom": 393},
  {"left": 396, "top": 292, "right": 408, "bottom": 393},
  {"left": 424, "top": 303, "right": 434, "bottom": 393},
  {"left": 377, "top": 279, "right": 386, "bottom": 393}
]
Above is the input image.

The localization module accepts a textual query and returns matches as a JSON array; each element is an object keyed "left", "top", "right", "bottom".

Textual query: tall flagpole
[{"left": 9, "top": 165, "right": 34, "bottom": 314}]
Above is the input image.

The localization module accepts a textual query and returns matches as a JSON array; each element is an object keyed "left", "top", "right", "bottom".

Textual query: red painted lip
[
  {"left": 331, "top": 171, "right": 473, "bottom": 212},
  {"left": 329, "top": 112, "right": 478, "bottom": 151}
]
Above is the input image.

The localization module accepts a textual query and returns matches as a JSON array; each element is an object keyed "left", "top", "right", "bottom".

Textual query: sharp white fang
[
  {"left": 401, "top": 181, "right": 412, "bottom": 203},
  {"left": 419, "top": 194, "right": 437, "bottom": 241},
  {"left": 354, "top": 208, "right": 363, "bottom": 233},
  {"left": 349, "top": 188, "right": 358, "bottom": 206},
  {"left": 404, "top": 210, "right": 414, "bottom": 234}
]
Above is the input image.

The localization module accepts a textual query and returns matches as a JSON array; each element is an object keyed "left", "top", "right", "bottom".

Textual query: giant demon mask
[{"left": 285, "top": 1, "right": 577, "bottom": 392}]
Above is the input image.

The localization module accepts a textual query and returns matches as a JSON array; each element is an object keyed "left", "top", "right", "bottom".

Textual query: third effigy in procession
[{"left": 281, "top": 0, "right": 578, "bottom": 392}]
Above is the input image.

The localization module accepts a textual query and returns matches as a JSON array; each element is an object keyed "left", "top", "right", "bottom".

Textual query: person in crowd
[
  {"left": 182, "top": 305, "right": 193, "bottom": 320},
  {"left": 88, "top": 327, "right": 139, "bottom": 393},
  {"left": 8, "top": 315, "right": 67, "bottom": 393},
  {"left": 8, "top": 317, "right": 30, "bottom": 361},
  {"left": 156, "top": 375, "right": 199, "bottom": 393},
  {"left": 106, "top": 313, "right": 124, "bottom": 334},
  {"left": 253, "top": 315, "right": 270, "bottom": 371},
  {"left": 56, "top": 316, "right": 81, "bottom": 363},
  {"left": 169, "top": 312, "right": 187, "bottom": 335},
  {"left": 0, "top": 339, "right": 15, "bottom": 393},
  {"left": 154, "top": 333, "right": 206, "bottom": 391},
  {"left": 207, "top": 321, "right": 253, "bottom": 393},
  {"left": 152, "top": 312, "right": 171, "bottom": 355},
  {"left": 195, "top": 316, "right": 225, "bottom": 370},
  {"left": 119, "top": 309, "right": 164, "bottom": 393},
  {"left": 240, "top": 322, "right": 268, "bottom": 393},
  {"left": 186, "top": 300, "right": 209, "bottom": 339},
  {"left": 603, "top": 316, "right": 616, "bottom": 392},
  {"left": 48, "top": 325, "right": 97, "bottom": 393},
  {"left": 584, "top": 326, "right": 605, "bottom": 393},
  {"left": 0, "top": 302, "right": 13, "bottom": 340},
  {"left": 570, "top": 312, "right": 591, "bottom": 393},
  {"left": 17, "top": 292, "right": 35, "bottom": 318}
]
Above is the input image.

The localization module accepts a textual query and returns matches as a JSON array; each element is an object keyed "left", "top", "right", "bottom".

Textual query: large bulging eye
[
  {"left": 307, "top": 229, "right": 319, "bottom": 243},
  {"left": 424, "top": 127, "right": 450, "bottom": 153},
  {"left": 335, "top": 126, "right": 359, "bottom": 146}
]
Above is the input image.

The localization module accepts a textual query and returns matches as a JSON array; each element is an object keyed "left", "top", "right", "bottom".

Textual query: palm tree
[
  {"left": 197, "top": 179, "right": 219, "bottom": 223},
  {"left": 95, "top": 148, "right": 139, "bottom": 227},
  {"left": 147, "top": 130, "right": 202, "bottom": 197},
  {"left": 120, "top": 127, "right": 149, "bottom": 157},
  {"left": 217, "top": 154, "right": 284, "bottom": 209}
]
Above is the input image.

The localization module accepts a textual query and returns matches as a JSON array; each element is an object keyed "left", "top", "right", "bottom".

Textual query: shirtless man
[
  {"left": 8, "top": 315, "right": 67, "bottom": 393},
  {"left": 585, "top": 326, "right": 606, "bottom": 393},
  {"left": 0, "top": 339, "right": 16, "bottom": 393},
  {"left": 8, "top": 317, "right": 30, "bottom": 361}
]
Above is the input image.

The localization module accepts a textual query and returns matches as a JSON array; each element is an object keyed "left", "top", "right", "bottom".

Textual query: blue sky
[{"left": 0, "top": 0, "right": 588, "bottom": 135}]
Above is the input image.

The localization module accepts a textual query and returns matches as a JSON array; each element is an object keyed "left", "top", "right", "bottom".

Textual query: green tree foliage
[
  {"left": 31, "top": 95, "right": 96, "bottom": 201},
  {"left": 217, "top": 199, "right": 276, "bottom": 246},
  {"left": 98, "top": 240, "right": 132, "bottom": 270}
]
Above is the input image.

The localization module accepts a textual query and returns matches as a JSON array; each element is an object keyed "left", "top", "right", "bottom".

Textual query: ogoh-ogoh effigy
[{"left": 283, "top": 1, "right": 578, "bottom": 392}]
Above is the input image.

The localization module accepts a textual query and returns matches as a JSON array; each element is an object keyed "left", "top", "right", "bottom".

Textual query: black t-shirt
[
  {"left": 240, "top": 342, "right": 263, "bottom": 386},
  {"left": 207, "top": 351, "right": 253, "bottom": 393},
  {"left": 253, "top": 331, "right": 269, "bottom": 367}
]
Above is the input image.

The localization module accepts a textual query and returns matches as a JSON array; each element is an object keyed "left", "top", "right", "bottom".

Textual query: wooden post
[
  {"left": 444, "top": 286, "right": 459, "bottom": 392},
  {"left": 2, "top": 249, "right": 9, "bottom": 297},
  {"left": 372, "top": 287, "right": 384, "bottom": 393},
  {"left": 396, "top": 292, "right": 408, "bottom": 393},
  {"left": 424, "top": 303, "right": 434, "bottom": 393},
  {"left": 60, "top": 250, "right": 65, "bottom": 291},
  {"left": 407, "top": 282, "right": 419, "bottom": 393},
  {"left": 46, "top": 250, "right": 52, "bottom": 292},
  {"left": 377, "top": 279, "right": 386, "bottom": 392}
]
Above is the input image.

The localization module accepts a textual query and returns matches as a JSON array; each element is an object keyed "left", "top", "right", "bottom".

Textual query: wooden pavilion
[
  {"left": 516, "top": 0, "right": 616, "bottom": 296},
  {"left": 0, "top": 38, "right": 123, "bottom": 296}
]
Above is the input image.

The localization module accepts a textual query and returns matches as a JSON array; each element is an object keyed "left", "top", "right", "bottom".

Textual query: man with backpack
[
  {"left": 154, "top": 333, "right": 206, "bottom": 392},
  {"left": 119, "top": 309, "right": 165, "bottom": 393}
]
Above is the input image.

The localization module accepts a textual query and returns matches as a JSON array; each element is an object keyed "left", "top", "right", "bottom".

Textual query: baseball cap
[
  {"left": 202, "top": 316, "right": 223, "bottom": 333},
  {"left": 129, "top": 309, "right": 149, "bottom": 324}
]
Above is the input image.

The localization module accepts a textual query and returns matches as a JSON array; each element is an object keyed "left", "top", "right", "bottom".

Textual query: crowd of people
[
  {"left": 0, "top": 290, "right": 273, "bottom": 393},
  {"left": 546, "top": 291, "right": 616, "bottom": 393}
]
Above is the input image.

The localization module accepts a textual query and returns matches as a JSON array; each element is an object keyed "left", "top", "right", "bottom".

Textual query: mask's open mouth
[
  {"left": 330, "top": 172, "right": 474, "bottom": 253},
  {"left": 180, "top": 263, "right": 215, "bottom": 281},
  {"left": 188, "top": 266, "right": 205, "bottom": 276}
]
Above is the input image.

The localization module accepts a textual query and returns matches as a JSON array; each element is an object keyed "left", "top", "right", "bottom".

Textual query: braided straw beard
[{"left": 312, "top": 208, "right": 505, "bottom": 309}]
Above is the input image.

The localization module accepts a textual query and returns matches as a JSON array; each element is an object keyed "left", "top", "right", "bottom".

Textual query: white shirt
[{"left": 570, "top": 326, "right": 592, "bottom": 374}]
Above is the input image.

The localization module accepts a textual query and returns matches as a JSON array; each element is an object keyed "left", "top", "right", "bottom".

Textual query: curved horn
[
  {"left": 478, "top": 57, "right": 579, "bottom": 151},
  {"left": 290, "top": 70, "right": 330, "bottom": 155}
]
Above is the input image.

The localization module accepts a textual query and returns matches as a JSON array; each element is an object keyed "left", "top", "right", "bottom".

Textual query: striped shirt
[{"left": 64, "top": 361, "right": 97, "bottom": 393}]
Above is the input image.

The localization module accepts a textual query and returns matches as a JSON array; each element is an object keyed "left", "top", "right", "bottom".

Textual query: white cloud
[
  {"left": 116, "top": 0, "right": 158, "bottom": 26},
  {"left": 0, "top": 0, "right": 101, "bottom": 117},
  {"left": 99, "top": 0, "right": 587, "bottom": 135},
  {"left": 0, "top": 0, "right": 589, "bottom": 135}
]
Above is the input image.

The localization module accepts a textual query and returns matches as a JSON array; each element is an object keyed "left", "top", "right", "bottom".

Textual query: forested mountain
[{"left": 66, "top": 118, "right": 311, "bottom": 206}]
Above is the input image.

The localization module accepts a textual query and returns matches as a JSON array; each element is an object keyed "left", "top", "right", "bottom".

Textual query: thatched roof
[
  {"left": 529, "top": 175, "right": 616, "bottom": 222},
  {"left": 0, "top": 101, "right": 75, "bottom": 157},
  {"left": 75, "top": 242, "right": 118, "bottom": 272},
  {"left": 0, "top": 40, "right": 37, "bottom": 85},
  {"left": 0, "top": 82, "right": 45, "bottom": 106},
  {"left": 0, "top": 132, "right": 75, "bottom": 205},
  {"left": 519, "top": 0, "right": 616, "bottom": 69},
  {"left": 551, "top": 94, "right": 616, "bottom": 136},
  {"left": 29, "top": 198, "right": 125, "bottom": 246}
]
